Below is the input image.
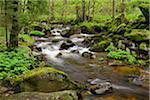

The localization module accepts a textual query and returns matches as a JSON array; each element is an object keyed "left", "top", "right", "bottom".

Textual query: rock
[
  {"left": 82, "top": 52, "right": 94, "bottom": 59},
  {"left": 108, "top": 60, "right": 125, "bottom": 66},
  {"left": 88, "top": 78, "right": 113, "bottom": 95},
  {"left": 124, "top": 29, "right": 150, "bottom": 42},
  {"left": 7, "top": 67, "right": 78, "bottom": 93},
  {"left": 56, "top": 52, "right": 63, "bottom": 57},
  {"left": 59, "top": 40, "right": 75, "bottom": 50},
  {"left": 0, "top": 90, "right": 78, "bottom": 100},
  {"left": 139, "top": 42, "right": 148, "bottom": 51},
  {"left": 90, "top": 40, "right": 111, "bottom": 52},
  {"left": 70, "top": 50, "right": 79, "bottom": 54},
  {"left": 139, "top": 3, "right": 149, "bottom": 23}
]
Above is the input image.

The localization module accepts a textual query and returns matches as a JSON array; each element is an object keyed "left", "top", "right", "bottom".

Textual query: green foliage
[
  {"left": 0, "top": 47, "right": 36, "bottom": 80},
  {"left": 30, "top": 31, "right": 45, "bottom": 36},
  {"left": 137, "top": 60, "right": 146, "bottom": 66},
  {"left": 108, "top": 50, "right": 136, "bottom": 64},
  {"left": 105, "top": 42, "right": 116, "bottom": 52}
]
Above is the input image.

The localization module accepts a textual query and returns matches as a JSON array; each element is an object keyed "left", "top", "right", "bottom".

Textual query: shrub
[
  {"left": 0, "top": 47, "right": 37, "bottom": 80},
  {"left": 108, "top": 50, "right": 136, "bottom": 64},
  {"left": 19, "top": 34, "right": 35, "bottom": 46}
]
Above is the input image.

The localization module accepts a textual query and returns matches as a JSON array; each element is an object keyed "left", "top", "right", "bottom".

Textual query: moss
[
  {"left": 139, "top": 42, "right": 148, "bottom": 51},
  {"left": 124, "top": 29, "right": 150, "bottom": 41},
  {"left": 30, "top": 31, "right": 45, "bottom": 36},
  {"left": 90, "top": 39, "right": 111, "bottom": 52},
  {"left": 8, "top": 67, "right": 78, "bottom": 92}
]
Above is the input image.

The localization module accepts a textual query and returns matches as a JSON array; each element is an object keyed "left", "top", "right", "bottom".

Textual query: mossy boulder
[
  {"left": 8, "top": 67, "right": 78, "bottom": 93},
  {"left": 139, "top": 3, "right": 149, "bottom": 22},
  {"left": 0, "top": 90, "right": 78, "bottom": 100},
  {"left": 124, "top": 29, "right": 150, "bottom": 42},
  {"left": 109, "top": 23, "right": 127, "bottom": 34},
  {"left": 139, "top": 42, "right": 148, "bottom": 51},
  {"left": 90, "top": 40, "right": 111, "bottom": 52}
]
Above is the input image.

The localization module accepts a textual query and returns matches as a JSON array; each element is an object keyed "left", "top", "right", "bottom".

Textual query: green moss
[
  {"left": 139, "top": 42, "right": 148, "bottom": 51},
  {"left": 8, "top": 67, "right": 78, "bottom": 92},
  {"left": 30, "top": 31, "right": 45, "bottom": 36},
  {"left": 125, "top": 29, "right": 150, "bottom": 41}
]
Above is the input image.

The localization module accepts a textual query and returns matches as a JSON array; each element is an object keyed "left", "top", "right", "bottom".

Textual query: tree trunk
[
  {"left": 51, "top": 0, "right": 55, "bottom": 20},
  {"left": 121, "top": 0, "right": 126, "bottom": 17},
  {"left": 48, "top": 0, "right": 50, "bottom": 23},
  {"left": 87, "top": 0, "right": 91, "bottom": 21},
  {"left": 4, "top": 0, "right": 8, "bottom": 47},
  {"left": 112, "top": 0, "right": 116, "bottom": 18},
  {"left": 9, "top": 0, "right": 19, "bottom": 48},
  {"left": 92, "top": 0, "right": 96, "bottom": 21},
  {"left": 62, "top": 0, "right": 68, "bottom": 20},
  {"left": 75, "top": 2, "right": 80, "bottom": 22},
  {"left": 82, "top": 0, "right": 86, "bottom": 21}
]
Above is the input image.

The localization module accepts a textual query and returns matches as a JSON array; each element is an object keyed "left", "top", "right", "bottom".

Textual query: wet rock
[
  {"left": 70, "top": 50, "right": 79, "bottom": 54},
  {"left": 56, "top": 52, "right": 63, "bottom": 57},
  {"left": 88, "top": 78, "right": 113, "bottom": 95},
  {"left": 108, "top": 60, "right": 125, "bottom": 66},
  {"left": 59, "top": 40, "right": 75, "bottom": 50},
  {"left": 0, "top": 90, "right": 78, "bottom": 100},
  {"left": 82, "top": 52, "right": 95, "bottom": 59},
  {"left": 7, "top": 67, "right": 78, "bottom": 93}
]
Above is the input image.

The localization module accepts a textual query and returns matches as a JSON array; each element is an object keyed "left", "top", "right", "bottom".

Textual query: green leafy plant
[
  {"left": 108, "top": 50, "right": 136, "bottom": 64},
  {"left": 0, "top": 47, "right": 36, "bottom": 80}
]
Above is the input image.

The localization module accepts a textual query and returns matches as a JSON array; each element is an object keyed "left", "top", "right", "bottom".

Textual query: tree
[
  {"left": 112, "top": 0, "right": 116, "bottom": 18},
  {"left": 4, "top": 0, "right": 8, "bottom": 47},
  {"left": 82, "top": 0, "right": 86, "bottom": 21},
  {"left": 51, "top": 0, "right": 55, "bottom": 20},
  {"left": 75, "top": 1, "right": 80, "bottom": 22},
  {"left": 121, "top": 0, "right": 126, "bottom": 17},
  {"left": 62, "top": 0, "right": 68, "bottom": 20},
  {"left": 9, "top": 0, "right": 20, "bottom": 48},
  {"left": 92, "top": 0, "right": 96, "bottom": 20},
  {"left": 87, "top": 0, "right": 91, "bottom": 21}
]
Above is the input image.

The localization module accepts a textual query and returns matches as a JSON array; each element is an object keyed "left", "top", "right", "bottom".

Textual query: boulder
[
  {"left": 88, "top": 78, "right": 113, "bottom": 95},
  {"left": 139, "top": 3, "right": 149, "bottom": 23},
  {"left": 90, "top": 40, "right": 111, "bottom": 52},
  {"left": 7, "top": 67, "right": 78, "bottom": 93},
  {"left": 59, "top": 40, "right": 75, "bottom": 50},
  {"left": 0, "top": 90, "right": 78, "bottom": 100},
  {"left": 82, "top": 52, "right": 95, "bottom": 59}
]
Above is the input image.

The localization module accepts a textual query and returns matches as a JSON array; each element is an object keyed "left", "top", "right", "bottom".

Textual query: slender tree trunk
[
  {"left": 75, "top": 2, "right": 80, "bottom": 22},
  {"left": 62, "top": 0, "right": 68, "bottom": 20},
  {"left": 9, "top": 0, "right": 19, "bottom": 48},
  {"left": 112, "top": 0, "right": 116, "bottom": 18},
  {"left": 82, "top": 0, "right": 86, "bottom": 21},
  {"left": 121, "top": 0, "right": 126, "bottom": 17},
  {"left": 51, "top": 0, "right": 55, "bottom": 20},
  {"left": 48, "top": 0, "right": 50, "bottom": 23},
  {"left": 4, "top": 0, "right": 8, "bottom": 47},
  {"left": 87, "top": 0, "right": 91, "bottom": 21},
  {"left": 92, "top": 0, "right": 96, "bottom": 21}
]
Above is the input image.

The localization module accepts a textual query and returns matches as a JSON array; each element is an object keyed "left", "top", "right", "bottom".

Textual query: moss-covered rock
[
  {"left": 8, "top": 67, "right": 78, "bottom": 92},
  {"left": 124, "top": 29, "right": 150, "bottom": 42},
  {"left": 139, "top": 3, "right": 149, "bottom": 22},
  {"left": 90, "top": 39, "right": 111, "bottom": 52},
  {"left": 139, "top": 42, "right": 148, "bottom": 51},
  {"left": 109, "top": 23, "right": 127, "bottom": 34},
  {"left": 0, "top": 90, "right": 78, "bottom": 100}
]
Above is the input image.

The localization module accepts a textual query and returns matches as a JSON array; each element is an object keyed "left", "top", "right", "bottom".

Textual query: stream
[{"left": 33, "top": 26, "right": 149, "bottom": 100}]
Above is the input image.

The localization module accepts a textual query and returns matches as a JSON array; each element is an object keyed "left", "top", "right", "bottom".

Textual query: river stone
[
  {"left": 0, "top": 90, "right": 78, "bottom": 100},
  {"left": 88, "top": 78, "right": 113, "bottom": 95},
  {"left": 7, "top": 67, "right": 78, "bottom": 93}
]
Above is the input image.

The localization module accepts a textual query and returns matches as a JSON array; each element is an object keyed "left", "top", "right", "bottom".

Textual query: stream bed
[{"left": 33, "top": 26, "right": 149, "bottom": 100}]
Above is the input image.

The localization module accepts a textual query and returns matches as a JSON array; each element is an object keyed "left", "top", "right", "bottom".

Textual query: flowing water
[{"left": 33, "top": 26, "right": 149, "bottom": 100}]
